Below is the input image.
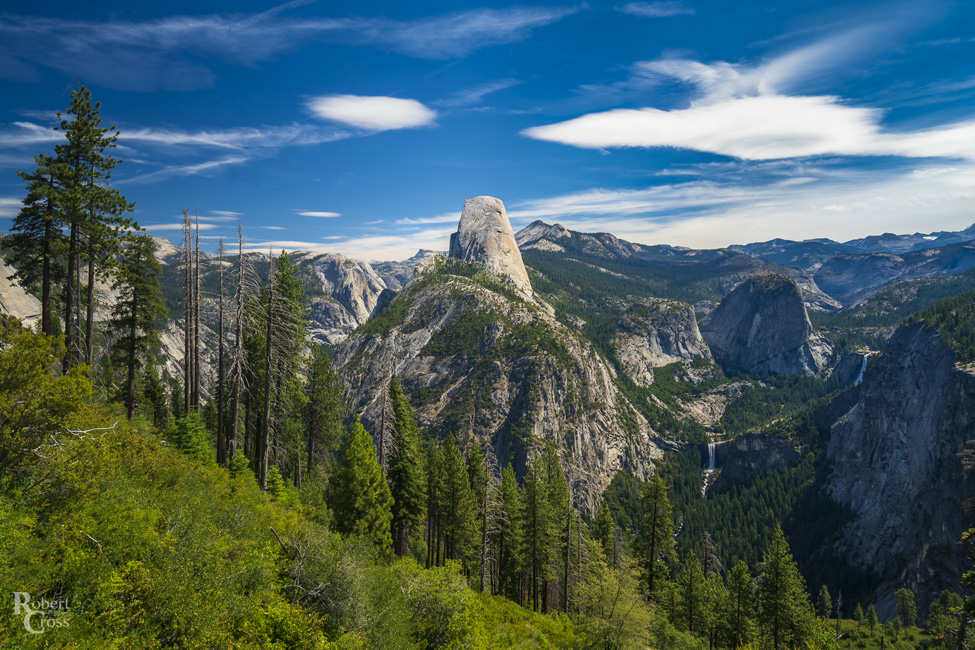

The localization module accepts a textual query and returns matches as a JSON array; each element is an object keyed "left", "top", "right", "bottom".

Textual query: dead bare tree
[
  {"left": 181, "top": 208, "right": 193, "bottom": 414},
  {"left": 258, "top": 248, "right": 275, "bottom": 491},
  {"left": 192, "top": 206, "right": 201, "bottom": 411},
  {"left": 376, "top": 371, "right": 398, "bottom": 475},
  {"left": 226, "top": 223, "right": 255, "bottom": 465},
  {"left": 480, "top": 445, "right": 505, "bottom": 593},
  {"left": 216, "top": 238, "right": 226, "bottom": 466}
]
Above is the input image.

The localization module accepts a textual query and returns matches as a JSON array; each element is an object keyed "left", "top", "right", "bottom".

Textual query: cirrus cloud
[{"left": 306, "top": 95, "right": 437, "bottom": 132}]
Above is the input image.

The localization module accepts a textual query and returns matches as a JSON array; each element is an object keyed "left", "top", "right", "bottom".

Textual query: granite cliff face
[
  {"left": 337, "top": 203, "right": 669, "bottom": 512},
  {"left": 826, "top": 322, "right": 975, "bottom": 615},
  {"left": 612, "top": 298, "right": 711, "bottom": 387},
  {"left": 700, "top": 274, "right": 832, "bottom": 376},
  {"left": 449, "top": 196, "right": 533, "bottom": 298}
]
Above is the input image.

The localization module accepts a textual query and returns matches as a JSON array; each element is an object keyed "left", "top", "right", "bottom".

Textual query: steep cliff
[
  {"left": 612, "top": 298, "right": 711, "bottom": 388},
  {"left": 449, "top": 196, "right": 532, "bottom": 298},
  {"left": 700, "top": 274, "right": 832, "bottom": 376},
  {"left": 826, "top": 321, "right": 975, "bottom": 616}
]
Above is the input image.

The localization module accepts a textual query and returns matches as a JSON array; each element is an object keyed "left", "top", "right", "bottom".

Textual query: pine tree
[
  {"left": 756, "top": 527, "right": 814, "bottom": 650},
  {"left": 867, "top": 604, "right": 878, "bottom": 637},
  {"left": 817, "top": 585, "right": 832, "bottom": 619},
  {"left": 727, "top": 560, "right": 755, "bottom": 649},
  {"left": 440, "top": 436, "right": 477, "bottom": 566},
  {"left": 854, "top": 602, "right": 864, "bottom": 632},
  {"left": 304, "top": 346, "right": 345, "bottom": 471},
  {"left": 498, "top": 464, "right": 524, "bottom": 603},
  {"left": 523, "top": 454, "right": 551, "bottom": 612},
  {"left": 895, "top": 588, "right": 917, "bottom": 628},
  {"left": 678, "top": 551, "right": 707, "bottom": 634},
  {"left": 3, "top": 157, "right": 65, "bottom": 336},
  {"left": 54, "top": 86, "right": 133, "bottom": 371},
  {"left": 330, "top": 417, "right": 392, "bottom": 552},
  {"left": 591, "top": 501, "right": 616, "bottom": 566},
  {"left": 110, "top": 234, "right": 165, "bottom": 421},
  {"left": 387, "top": 375, "right": 426, "bottom": 557},
  {"left": 426, "top": 442, "right": 445, "bottom": 568},
  {"left": 638, "top": 474, "right": 676, "bottom": 600}
]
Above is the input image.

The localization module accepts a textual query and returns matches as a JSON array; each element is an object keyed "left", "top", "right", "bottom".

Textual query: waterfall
[
  {"left": 854, "top": 352, "right": 871, "bottom": 386},
  {"left": 702, "top": 441, "right": 717, "bottom": 497}
]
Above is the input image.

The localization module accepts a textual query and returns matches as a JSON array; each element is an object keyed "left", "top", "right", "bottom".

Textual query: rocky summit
[
  {"left": 448, "top": 196, "right": 533, "bottom": 298},
  {"left": 700, "top": 274, "right": 832, "bottom": 376}
]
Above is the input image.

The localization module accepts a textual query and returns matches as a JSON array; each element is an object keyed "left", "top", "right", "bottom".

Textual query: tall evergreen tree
[
  {"left": 591, "top": 501, "right": 616, "bottom": 567},
  {"left": 727, "top": 560, "right": 756, "bottom": 649},
  {"left": 387, "top": 375, "right": 426, "bottom": 557},
  {"left": 330, "top": 417, "right": 392, "bottom": 552},
  {"left": 638, "top": 474, "right": 676, "bottom": 600},
  {"left": 756, "top": 527, "right": 814, "bottom": 650},
  {"left": 3, "top": 157, "right": 65, "bottom": 336},
  {"left": 523, "top": 454, "right": 552, "bottom": 612},
  {"left": 498, "top": 464, "right": 524, "bottom": 603},
  {"left": 817, "top": 585, "right": 832, "bottom": 619},
  {"left": 110, "top": 233, "right": 165, "bottom": 421},
  {"left": 54, "top": 86, "right": 133, "bottom": 371},
  {"left": 426, "top": 442, "right": 446, "bottom": 568},
  {"left": 678, "top": 551, "right": 707, "bottom": 634},
  {"left": 304, "top": 346, "right": 345, "bottom": 471},
  {"left": 895, "top": 588, "right": 917, "bottom": 628},
  {"left": 440, "top": 436, "right": 478, "bottom": 566},
  {"left": 867, "top": 603, "right": 878, "bottom": 637}
]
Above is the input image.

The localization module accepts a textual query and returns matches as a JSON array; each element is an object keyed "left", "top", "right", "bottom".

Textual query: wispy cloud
[
  {"left": 0, "top": 120, "right": 352, "bottom": 150},
  {"left": 297, "top": 211, "right": 341, "bottom": 218},
  {"left": 142, "top": 222, "right": 221, "bottom": 232},
  {"left": 124, "top": 156, "right": 251, "bottom": 185},
  {"left": 435, "top": 79, "right": 522, "bottom": 109},
  {"left": 524, "top": 21, "right": 975, "bottom": 161},
  {"left": 0, "top": 6, "right": 577, "bottom": 90},
  {"left": 306, "top": 95, "right": 437, "bottom": 131},
  {"left": 262, "top": 226, "right": 287, "bottom": 230},
  {"left": 616, "top": 2, "right": 694, "bottom": 18},
  {"left": 0, "top": 197, "right": 21, "bottom": 218},
  {"left": 506, "top": 162, "right": 975, "bottom": 248},
  {"left": 211, "top": 210, "right": 242, "bottom": 217},
  {"left": 396, "top": 212, "right": 460, "bottom": 225}
]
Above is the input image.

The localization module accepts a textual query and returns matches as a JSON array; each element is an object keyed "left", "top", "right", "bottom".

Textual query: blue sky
[{"left": 0, "top": 0, "right": 972, "bottom": 260}]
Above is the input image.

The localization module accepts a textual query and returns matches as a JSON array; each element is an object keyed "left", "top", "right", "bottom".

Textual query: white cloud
[
  {"left": 322, "top": 235, "right": 344, "bottom": 240},
  {"left": 262, "top": 226, "right": 286, "bottom": 230},
  {"left": 297, "top": 211, "right": 342, "bottom": 218},
  {"left": 306, "top": 95, "right": 437, "bottom": 132},
  {"left": 617, "top": 2, "right": 694, "bottom": 18},
  {"left": 211, "top": 210, "right": 242, "bottom": 217},
  {"left": 396, "top": 212, "right": 460, "bottom": 225},
  {"left": 143, "top": 222, "right": 220, "bottom": 231},
  {"left": 505, "top": 163, "right": 975, "bottom": 248},
  {"left": 0, "top": 197, "right": 21, "bottom": 217},
  {"left": 124, "top": 156, "right": 251, "bottom": 184},
  {"left": 525, "top": 20, "right": 975, "bottom": 161},
  {"left": 524, "top": 95, "right": 975, "bottom": 160},
  {"left": 0, "top": 6, "right": 576, "bottom": 90}
]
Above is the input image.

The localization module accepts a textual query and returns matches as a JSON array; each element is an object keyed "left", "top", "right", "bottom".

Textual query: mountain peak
[{"left": 448, "top": 196, "right": 532, "bottom": 297}]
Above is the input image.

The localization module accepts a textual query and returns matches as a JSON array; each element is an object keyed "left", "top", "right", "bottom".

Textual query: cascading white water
[
  {"left": 702, "top": 441, "right": 717, "bottom": 497},
  {"left": 854, "top": 352, "right": 871, "bottom": 386}
]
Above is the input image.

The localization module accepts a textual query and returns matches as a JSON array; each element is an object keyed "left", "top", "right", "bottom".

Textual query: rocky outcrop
[
  {"left": 713, "top": 433, "right": 801, "bottom": 490},
  {"left": 308, "top": 253, "right": 388, "bottom": 323},
  {"left": 825, "top": 322, "right": 975, "bottom": 617},
  {"left": 336, "top": 262, "right": 667, "bottom": 513},
  {"left": 700, "top": 274, "right": 832, "bottom": 376},
  {"left": 449, "top": 196, "right": 532, "bottom": 298},
  {"left": 814, "top": 253, "right": 905, "bottom": 302},
  {"left": 613, "top": 298, "right": 711, "bottom": 387},
  {"left": 0, "top": 259, "right": 41, "bottom": 327}
]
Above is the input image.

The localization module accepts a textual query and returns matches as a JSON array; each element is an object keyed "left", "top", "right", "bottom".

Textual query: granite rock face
[
  {"left": 826, "top": 322, "right": 975, "bottom": 617},
  {"left": 0, "top": 259, "right": 41, "bottom": 327},
  {"left": 700, "top": 274, "right": 831, "bottom": 376},
  {"left": 336, "top": 265, "right": 669, "bottom": 513},
  {"left": 713, "top": 433, "right": 801, "bottom": 489},
  {"left": 613, "top": 298, "right": 711, "bottom": 387},
  {"left": 449, "top": 196, "right": 533, "bottom": 298}
]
